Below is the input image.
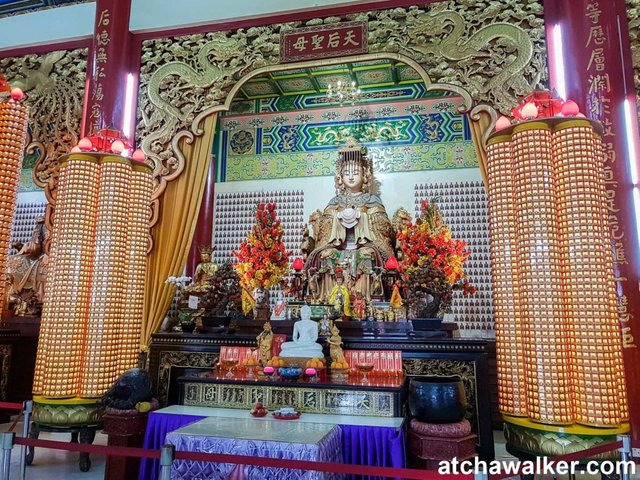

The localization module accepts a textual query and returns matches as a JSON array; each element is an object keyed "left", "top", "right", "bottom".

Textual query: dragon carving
[
  {"left": 137, "top": 2, "right": 545, "bottom": 188},
  {"left": 402, "top": 9, "right": 537, "bottom": 108}
]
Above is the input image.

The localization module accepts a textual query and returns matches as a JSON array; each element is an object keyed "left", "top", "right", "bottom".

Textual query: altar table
[
  {"left": 167, "top": 416, "right": 343, "bottom": 480},
  {"left": 138, "top": 406, "right": 405, "bottom": 480}
]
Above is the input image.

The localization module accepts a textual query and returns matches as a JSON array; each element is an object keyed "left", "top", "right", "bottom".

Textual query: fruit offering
[
  {"left": 266, "top": 356, "right": 285, "bottom": 367},
  {"left": 305, "top": 358, "right": 325, "bottom": 369},
  {"left": 244, "top": 357, "right": 258, "bottom": 367},
  {"left": 331, "top": 359, "right": 349, "bottom": 369},
  {"left": 250, "top": 402, "right": 268, "bottom": 417}
]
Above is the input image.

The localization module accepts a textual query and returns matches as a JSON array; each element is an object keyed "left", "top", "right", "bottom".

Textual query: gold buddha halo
[
  {"left": 0, "top": 101, "right": 28, "bottom": 314},
  {"left": 512, "top": 122, "right": 570, "bottom": 425},
  {"left": 33, "top": 153, "right": 153, "bottom": 399},
  {"left": 486, "top": 135, "right": 527, "bottom": 417},
  {"left": 118, "top": 164, "right": 153, "bottom": 373}
]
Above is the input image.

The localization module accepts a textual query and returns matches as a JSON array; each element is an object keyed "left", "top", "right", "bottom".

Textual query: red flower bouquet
[
  {"left": 396, "top": 200, "right": 475, "bottom": 316},
  {"left": 233, "top": 202, "right": 290, "bottom": 291}
]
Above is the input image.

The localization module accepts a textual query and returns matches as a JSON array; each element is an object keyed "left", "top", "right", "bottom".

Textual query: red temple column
[
  {"left": 186, "top": 154, "right": 216, "bottom": 277},
  {"left": 82, "top": 0, "right": 136, "bottom": 138},
  {"left": 545, "top": 0, "right": 640, "bottom": 456}
]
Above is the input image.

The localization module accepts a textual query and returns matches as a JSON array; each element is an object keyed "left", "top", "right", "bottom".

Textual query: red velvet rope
[
  {"left": 13, "top": 432, "right": 624, "bottom": 480},
  {"left": 14, "top": 437, "right": 469, "bottom": 479},
  {"left": 14, "top": 437, "right": 161, "bottom": 460},
  {"left": 0, "top": 402, "right": 23, "bottom": 410}
]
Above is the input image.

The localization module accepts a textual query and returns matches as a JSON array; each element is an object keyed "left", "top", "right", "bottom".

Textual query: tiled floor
[{"left": 0, "top": 421, "right": 106, "bottom": 480}]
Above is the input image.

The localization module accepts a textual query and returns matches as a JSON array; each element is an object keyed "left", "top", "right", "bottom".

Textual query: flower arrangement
[
  {"left": 200, "top": 263, "right": 242, "bottom": 317},
  {"left": 233, "top": 202, "right": 290, "bottom": 290},
  {"left": 396, "top": 200, "right": 475, "bottom": 315}
]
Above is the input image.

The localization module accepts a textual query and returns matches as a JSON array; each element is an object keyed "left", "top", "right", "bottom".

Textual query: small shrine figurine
[
  {"left": 271, "top": 291, "right": 287, "bottom": 321},
  {"left": 319, "top": 314, "right": 331, "bottom": 336},
  {"left": 253, "top": 286, "right": 270, "bottom": 322},
  {"left": 385, "top": 309, "right": 396, "bottom": 322},
  {"left": 256, "top": 322, "right": 273, "bottom": 366},
  {"left": 279, "top": 305, "right": 324, "bottom": 358},
  {"left": 300, "top": 225, "right": 315, "bottom": 262},
  {"left": 353, "top": 293, "right": 367, "bottom": 321},
  {"left": 329, "top": 269, "right": 351, "bottom": 319},
  {"left": 327, "top": 323, "right": 346, "bottom": 363},
  {"left": 184, "top": 245, "right": 217, "bottom": 295}
]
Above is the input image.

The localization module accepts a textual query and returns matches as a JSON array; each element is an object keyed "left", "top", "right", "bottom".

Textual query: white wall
[
  {"left": 0, "top": 3, "right": 96, "bottom": 52},
  {"left": 17, "top": 190, "right": 46, "bottom": 204},
  {"left": 214, "top": 167, "right": 484, "bottom": 227},
  {"left": 0, "top": 0, "right": 394, "bottom": 53},
  {"left": 129, "top": 0, "right": 390, "bottom": 33}
]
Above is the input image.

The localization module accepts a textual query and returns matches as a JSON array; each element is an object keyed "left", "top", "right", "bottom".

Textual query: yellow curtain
[
  {"left": 141, "top": 114, "right": 218, "bottom": 345},
  {"left": 469, "top": 108, "right": 493, "bottom": 188}
]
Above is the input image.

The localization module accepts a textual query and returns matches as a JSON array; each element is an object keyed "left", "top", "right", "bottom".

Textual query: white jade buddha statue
[{"left": 280, "top": 305, "right": 324, "bottom": 358}]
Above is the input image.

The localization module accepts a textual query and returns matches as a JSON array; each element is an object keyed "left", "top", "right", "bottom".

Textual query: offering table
[
  {"left": 167, "top": 415, "right": 343, "bottom": 480},
  {"left": 138, "top": 406, "right": 404, "bottom": 480},
  {"left": 147, "top": 325, "right": 495, "bottom": 461}
]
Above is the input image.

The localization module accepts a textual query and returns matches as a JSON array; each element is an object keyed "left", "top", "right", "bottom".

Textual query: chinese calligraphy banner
[
  {"left": 280, "top": 21, "right": 367, "bottom": 63},
  {"left": 546, "top": 0, "right": 640, "bottom": 454}
]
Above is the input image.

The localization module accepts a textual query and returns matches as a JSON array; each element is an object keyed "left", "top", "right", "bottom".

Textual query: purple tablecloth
[
  {"left": 168, "top": 420, "right": 343, "bottom": 480},
  {"left": 139, "top": 411, "right": 405, "bottom": 480}
]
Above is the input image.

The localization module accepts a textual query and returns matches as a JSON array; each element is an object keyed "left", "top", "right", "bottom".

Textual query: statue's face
[
  {"left": 342, "top": 161, "right": 364, "bottom": 192},
  {"left": 201, "top": 253, "right": 211, "bottom": 262}
]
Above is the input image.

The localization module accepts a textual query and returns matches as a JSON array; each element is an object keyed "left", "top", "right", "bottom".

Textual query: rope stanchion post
[
  {"left": 1, "top": 431, "right": 15, "bottom": 480},
  {"left": 618, "top": 435, "right": 632, "bottom": 480},
  {"left": 158, "top": 444, "right": 175, "bottom": 480},
  {"left": 474, "top": 472, "right": 489, "bottom": 480},
  {"left": 19, "top": 400, "right": 32, "bottom": 480}
]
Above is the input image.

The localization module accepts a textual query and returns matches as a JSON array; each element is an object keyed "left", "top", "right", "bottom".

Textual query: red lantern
[
  {"left": 385, "top": 257, "right": 398, "bottom": 271},
  {"left": 292, "top": 258, "right": 304, "bottom": 271}
]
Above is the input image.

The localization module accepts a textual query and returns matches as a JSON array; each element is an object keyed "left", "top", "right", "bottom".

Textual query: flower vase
[
  {"left": 253, "top": 286, "right": 271, "bottom": 322},
  {"left": 181, "top": 322, "right": 196, "bottom": 333},
  {"left": 409, "top": 291, "right": 442, "bottom": 319}
]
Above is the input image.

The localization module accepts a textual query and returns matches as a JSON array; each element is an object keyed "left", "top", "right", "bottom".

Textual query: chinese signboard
[{"left": 280, "top": 21, "right": 368, "bottom": 63}]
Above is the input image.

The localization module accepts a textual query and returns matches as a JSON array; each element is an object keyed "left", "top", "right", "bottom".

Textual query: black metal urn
[{"left": 408, "top": 376, "right": 467, "bottom": 424}]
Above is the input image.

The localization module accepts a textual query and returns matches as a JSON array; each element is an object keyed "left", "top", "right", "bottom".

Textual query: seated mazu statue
[{"left": 305, "top": 139, "right": 395, "bottom": 303}]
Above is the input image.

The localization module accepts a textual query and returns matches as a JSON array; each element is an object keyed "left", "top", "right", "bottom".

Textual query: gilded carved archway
[{"left": 136, "top": 1, "right": 546, "bottom": 193}]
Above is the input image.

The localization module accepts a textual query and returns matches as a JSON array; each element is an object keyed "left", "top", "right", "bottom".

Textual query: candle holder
[
  {"left": 356, "top": 363, "right": 374, "bottom": 385},
  {"left": 305, "top": 368, "right": 319, "bottom": 383},
  {"left": 221, "top": 359, "right": 238, "bottom": 379}
]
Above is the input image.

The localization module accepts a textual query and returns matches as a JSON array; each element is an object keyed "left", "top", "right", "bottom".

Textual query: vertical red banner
[
  {"left": 546, "top": 0, "right": 640, "bottom": 455},
  {"left": 83, "top": 0, "right": 134, "bottom": 137}
]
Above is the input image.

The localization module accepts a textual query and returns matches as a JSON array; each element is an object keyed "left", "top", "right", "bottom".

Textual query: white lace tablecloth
[{"left": 167, "top": 416, "right": 344, "bottom": 480}]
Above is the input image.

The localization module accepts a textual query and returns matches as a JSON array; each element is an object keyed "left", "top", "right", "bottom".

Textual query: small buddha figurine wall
[{"left": 305, "top": 139, "right": 394, "bottom": 302}]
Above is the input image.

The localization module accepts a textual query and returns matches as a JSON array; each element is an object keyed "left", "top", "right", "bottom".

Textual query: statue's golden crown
[
  {"left": 337, "top": 137, "right": 370, "bottom": 167},
  {"left": 199, "top": 245, "right": 214, "bottom": 255}
]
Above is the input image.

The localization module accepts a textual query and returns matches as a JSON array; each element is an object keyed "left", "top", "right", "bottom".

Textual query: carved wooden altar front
[{"left": 147, "top": 330, "right": 495, "bottom": 461}]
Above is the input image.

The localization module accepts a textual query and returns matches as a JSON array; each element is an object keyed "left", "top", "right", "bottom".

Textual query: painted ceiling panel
[{"left": 234, "top": 61, "right": 427, "bottom": 100}]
